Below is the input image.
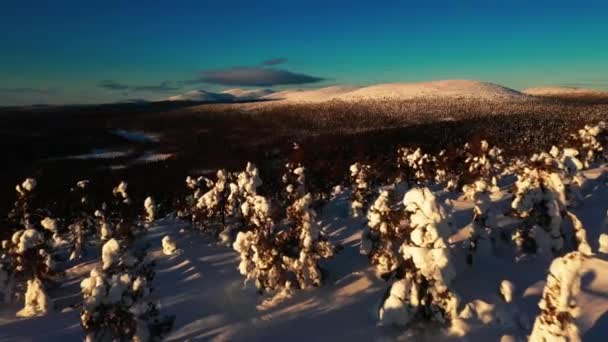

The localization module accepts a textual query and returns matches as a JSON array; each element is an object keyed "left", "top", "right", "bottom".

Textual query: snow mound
[{"left": 524, "top": 86, "right": 608, "bottom": 97}]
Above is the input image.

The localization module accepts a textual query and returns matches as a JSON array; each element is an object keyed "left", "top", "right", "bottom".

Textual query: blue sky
[{"left": 1, "top": 0, "right": 607, "bottom": 105}]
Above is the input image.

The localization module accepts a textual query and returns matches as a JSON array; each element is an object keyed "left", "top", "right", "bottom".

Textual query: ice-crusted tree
[
  {"left": 283, "top": 193, "right": 335, "bottom": 289},
  {"left": 66, "top": 180, "right": 96, "bottom": 260},
  {"left": 233, "top": 194, "right": 289, "bottom": 291},
  {"left": 281, "top": 162, "right": 306, "bottom": 206},
  {"left": 463, "top": 140, "right": 505, "bottom": 185},
  {"left": 569, "top": 122, "right": 607, "bottom": 167},
  {"left": 80, "top": 238, "right": 173, "bottom": 342},
  {"left": 379, "top": 187, "right": 458, "bottom": 328},
  {"left": 177, "top": 175, "right": 212, "bottom": 221},
  {"left": 143, "top": 196, "right": 156, "bottom": 224},
  {"left": 109, "top": 181, "right": 139, "bottom": 243},
  {"left": 9, "top": 178, "right": 38, "bottom": 229},
  {"left": 94, "top": 204, "right": 113, "bottom": 242},
  {"left": 361, "top": 190, "right": 406, "bottom": 277},
  {"left": 529, "top": 251, "right": 584, "bottom": 342},
  {"left": 462, "top": 180, "right": 500, "bottom": 265},
  {"left": 511, "top": 167, "right": 591, "bottom": 257},
  {"left": 193, "top": 170, "right": 230, "bottom": 236},
  {"left": 397, "top": 147, "right": 437, "bottom": 186},
  {"left": 350, "top": 163, "right": 374, "bottom": 218},
  {"left": 0, "top": 228, "right": 57, "bottom": 316},
  {"left": 433, "top": 149, "right": 461, "bottom": 191},
  {"left": 1, "top": 178, "right": 59, "bottom": 315},
  {"left": 234, "top": 188, "right": 335, "bottom": 292}
]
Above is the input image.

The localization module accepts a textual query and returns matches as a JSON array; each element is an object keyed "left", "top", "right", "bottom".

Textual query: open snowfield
[{"left": 2, "top": 163, "right": 608, "bottom": 341}]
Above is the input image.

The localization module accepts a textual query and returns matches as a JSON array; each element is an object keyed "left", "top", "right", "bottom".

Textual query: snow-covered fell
[
  {"left": 262, "top": 80, "right": 527, "bottom": 103},
  {"left": 524, "top": 86, "right": 608, "bottom": 97},
  {"left": 221, "top": 88, "right": 275, "bottom": 101}
]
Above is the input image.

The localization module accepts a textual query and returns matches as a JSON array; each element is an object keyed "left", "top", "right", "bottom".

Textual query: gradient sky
[{"left": 1, "top": 0, "right": 607, "bottom": 105}]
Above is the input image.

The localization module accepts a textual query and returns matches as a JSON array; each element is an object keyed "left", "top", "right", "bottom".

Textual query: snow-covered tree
[
  {"left": 463, "top": 180, "right": 500, "bottom": 265},
  {"left": 16, "top": 277, "right": 49, "bottom": 317},
  {"left": 94, "top": 205, "right": 113, "bottom": 242},
  {"left": 511, "top": 168, "right": 567, "bottom": 256},
  {"left": 143, "top": 196, "right": 156, "bottom": 224},
  {"left": 510, "top": 167, "right": 591, "bottom": 257},
  {"left": 361, "top": 190, "right": 405, "bottom": 277},
  {"left": 379, "top": 187, "right": 458, "bottom": 328},
  {"left": 1, "top": 178, "right": 58, "bottom": 314},
  {"left": 233, "top": 195, "right": 289, "bottom": 291},
  {"left": 464, "top": 140, "right": 505, "bottom": 184},
  {"left": 161, "top": 236, "right": 177, "bottom": 256},
  {"left": 569, "top": 122, "right": 607, "bottom": 167},
  {"left": 0, "top": 228, "right": 56, "bottom": 316},
  {"left": 60, "top": 180, "right": 94, "bottom": 260},
  {"left": 283, "top": 193, "right": 334, "bottom": 289},
  {"left": 529, "top": 251, "right": 585, "bottom": 342},
  {"left": 281, "top": 162, "right": 306, "bottom": 205},
  {"left": 9, "top": 178, "right": 38, "bottom": 229},
  {"left": 193, "top": 170, "right": 232, "bottom": 236},
  {"left": 80, "top": 238, "right": 173, "bottom": 341},
  {"left": 349, "top": 163, "right": 374, "bottom": 218},
  {"left": 397, "top": 147, "right": 437, "bottom": 186},
  {"left": 109, "top": 181, "right": 138, "bottom": 243}
]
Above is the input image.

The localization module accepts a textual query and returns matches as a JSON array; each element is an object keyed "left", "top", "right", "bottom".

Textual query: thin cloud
[
  {"left": 261, "top": 58, "right": 288, "bottom": 66},
  {"left": 184, "top": 67, "right": 324, "bottom": 87},
  {"left": 0, "top": 87, "right": 57, "bottom": 94},
  {"left": 98, "top": 80, "right": 180, "bottom": 92}
]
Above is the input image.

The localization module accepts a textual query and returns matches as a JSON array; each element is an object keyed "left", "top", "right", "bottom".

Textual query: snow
[
  {"left": 40, "top": 217, "right": 58, "bottom": 232},
  {"left": 162, "top": 235, "right": 177, "bottom": 255},
  {"left": 262, "top": 86, "right": 361, "bottom": 103},
  {"left": 144, "top": 196, "right": 156, "bottom": 223},
  {"left": 16, "top": 278, "right": 49, "bottom": 318},
  {"left": 524, "top": 86, "right": 608, "bottom": 97},
  {"left": 263, "top": 80, "right": 527, "bottom": 103},
  {"left": 2, "top": 165, "right": 608, "bottom": 341},
  {"left": 101, "top": 238, "right": 120, "bottom": 270},
  {"left": 12, "top": 229, "right": 43, "bottom": 254},
  {"left": 166, "top": 80, "right": 530, "bottom": 105},
  {"left": 63, "top": 149, "right": 131, "bottom": 160},
  {"left": 221, "top": 88, "right": 275, "bottom": 101}
]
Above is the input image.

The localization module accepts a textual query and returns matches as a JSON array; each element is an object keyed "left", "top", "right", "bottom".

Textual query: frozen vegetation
[{"left": 0, "top": 120, "right": 608, "bottom": 341}]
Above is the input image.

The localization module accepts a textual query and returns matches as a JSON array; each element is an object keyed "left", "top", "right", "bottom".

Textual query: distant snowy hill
[
  {"left": 261, "top": 80, "right": 528, "bottom": 103},
  {"left": 164, "top": 80, "right": 530, "bottom": 104},
  {"left": 221, "top": 88, "right": 275, "bottom": 101},
  {"left": 523, "top": 86, "right": 608, "bottom": 97},
  {"left": 163, "top": 88, "right": 274, "bottom": 102},
  {"left": 262, "top": 86, "right": 361, "bottom": 103}
]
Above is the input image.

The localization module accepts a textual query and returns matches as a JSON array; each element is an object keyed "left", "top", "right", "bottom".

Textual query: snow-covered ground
[
  {"left": 2, "top": 165, "right": 607, "bottom": 341},
  {"left": 523, "top": 86, "right": 608, "bottom": 97}
]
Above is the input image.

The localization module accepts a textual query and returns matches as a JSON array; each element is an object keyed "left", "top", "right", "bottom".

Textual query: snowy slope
[
  {"left": 262, "top": 80, "right": 527, "bottom": 103},
  {"left": 523, "top": 86, "right": 608, "bottom": 97},
  {"left": 336, "top": 80, "right": 526, "bottom": 102},
  {"left": 2, "top": 166, "right": 608, "bottom": 341},
  {"left": 261, "top": 86, "right": 361, "bottom": 103}
]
